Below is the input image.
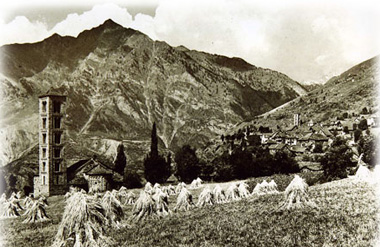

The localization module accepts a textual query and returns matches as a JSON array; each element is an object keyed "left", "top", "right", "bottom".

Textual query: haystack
[
  {"left": 22, "top": 196, "right": 34, "bottom": 209},
  {"left": 0, "top": 193, "right": 6, "bottom": 204},
  {"left": 238, "top": 182, "right": 250, "bottom": 198},
  {"left": 174, "top": 187, "right": 194, "bottom": 212},
  {"left": 101, "top": 191, "right": 124, "bottom": 228},
  {"left": 22, "top": 198, "right": 50, "bottom": 223},
  {"left": 277, "top": 175, "right": 316, "bottom": 210},
  {"left": 0, "top": 200, "right": 20, "bottom": 218},
  {"left": 196, "top": 187, "right": 215, "bottom": 207},
  {"left": 175, "top": 182, "right": 186, "bottom": 194},
  {"left": 354, "top": 165, "right": 374, "bottom": 182},
  {"left": 252, "top": 180, "right": 278, "bottom": 195},
  {"left": 125, "top": 192, "right": 136, "bottom": 205},
  {"left": 225, "top": 183, "right": 240, "bottom": 201},
  {"left": 268, "top": 180, "right": 279, "bottom": 193},
  {"left": 131, "top": 190, "right": 157, "bottom": 221},
  {"left": 213, "top": 185, "right": 226, "bottom": 204},
  {"left": 190, "top": 177, "right": 202, "bottom": 189},
  {"left": 8, "top": 192, "right": 23, "bottom": 210},
  {"left": 153, "top": 188, "right": 170, "bottom": 216},
  {"left": 167, "top": 184, "right": 176, "bottom": 195},
  {"left": 52, "top": 191, "right": 112, "bottom": 247},
  {"left": 144, "top": 182, "right": 153, "bottom": 193}
]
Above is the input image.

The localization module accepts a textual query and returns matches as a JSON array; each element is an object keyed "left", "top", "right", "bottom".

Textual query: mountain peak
[{"left": 101, "top": 19, "right": 124, "bottom": 29}]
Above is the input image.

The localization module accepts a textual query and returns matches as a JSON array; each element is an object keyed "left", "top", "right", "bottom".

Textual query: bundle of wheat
[
  {"left": 225, "top": 183, "right": 240, "bottom": 201},
  {"left": 22, "top": 197, "right": 50, "bottom": 223},
  {"left": 268, "top": 180, "right": 279, "bottom": 193},
  {"left": 125, "top": 192, "right": 136, "bottom": 205},
  {"left": 251, "top": 180, "right": 274, "bottom": 195},
  {"left": 354, "top": 164, "right": 374, "bottom": 182},
  {"left": 190, "top": 177, "right": 203, "bottom": 189},
  {"left": 119, "top": 186, "right": 127, "bottom": 193},
  {"left": 174, "top": 187, "right": 194, "bottom": 212},
  {"left": 277, "top": 175, "right": 316, "bottom": 211},
  {"left": 8, "top": 192, "right": 23, "bottom": 210},
  {"left": 131, "top": 190, "right": 157, "bottom": 221},
  {"left": 238, "top": 182, "right": 250, "bottom": 198},
  {"left": 167, "top": 184, "right": 176, "bottom": 195},
  {"left": 196, "top": 187, "right": 215, "bottom": 207},
  {"left": 22, "top": 196, "right": 34, "bottom": 209},
  {"left": 152, "top": 188, "right": 170, "bottom": 216},
  {"left": 101, "top": 191, "right": 124, "bottom": 228},
  {"left": 175, "top": 182, "right": 186, "bottom": 194},
  {"left": 144, "top": 182, "right": 153, "bottom": 193},
  {"left": 52, "top": 191, "right": 112, "bottom": 247},
  {"left": 0, "top": 193, "right": 6, "bottom": 204},
  {"left": 213, "top": 185, "right": 226, "bottom": 204},
  {"left": 0, "top": 199, "right": 21, "bottom": 218}
]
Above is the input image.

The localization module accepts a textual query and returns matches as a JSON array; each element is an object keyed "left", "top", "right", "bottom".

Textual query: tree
[
  {"left": 272, "top": 151, "right": 299, "bottom": 174},
  {"left": 358, "top": 135, "right": 378, "bottom": 168},
  {"left": 320, "top": 137, "right": 354, "bottom": 180},
  {"left": 175, "top": 145, "right": 200, "bottom": 183},
  {"left": 353, "top": 129, "right": 362, "bottom": 143},
  {"left": 230, "top": 148, "right": 253, "bottom": 179},
  {"left": 361, "top": 107, "right": 369, "bottom": 114},
  {"left": 8, "top": 174, "right": 17, "bottom": 192},
  {"left": 358, "top": 119, "right": 368, "bottom": 130},
  {"left": 124, "top": 170, "right": 142, "bottom": 189},
  {"left": 150, "top": 122, "right": 158, "bottom": 157},
  {"left": 144, "top": 123, "right": 171, "bottom": 184},
  {"left": 114, "top": 143, "right": 127, "bottom": 175}
]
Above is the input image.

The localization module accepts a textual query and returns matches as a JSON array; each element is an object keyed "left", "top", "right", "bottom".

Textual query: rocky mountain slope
[
  {"left": 230, "top": 55, "right": 379, "bottom": 134},
  {"left": 0, "top": 19, "right": 306, "bottom": 172}
]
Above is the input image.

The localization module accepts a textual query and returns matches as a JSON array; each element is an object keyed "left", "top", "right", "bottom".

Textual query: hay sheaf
[
  {"left": 22, "top": 198, "right": 50, "bottom": 224},
  {"left": 52, "top": 191, "right": 113, "bottom": 247},
  {"left": 277, "top": 175, "right": 317, "bottom": 211},
  {"left": 131, "top": 191, "right": 157, "bottom": 221},
  {"left": 196, "top": 187, "right": 215, "bottom": 207},
  {"left": 174, "top": 187, "right": 194, "bottom": 212},
  {"left": 213, "top": 185, "right": 226, "bottom": 204},
  {"left": 101, "top": 191, "right": 124, "bottom": 228}
]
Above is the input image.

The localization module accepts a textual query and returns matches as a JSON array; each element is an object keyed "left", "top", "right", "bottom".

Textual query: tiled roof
[{"left": 87, "top": 164, "right": 114, "bottom": 175}]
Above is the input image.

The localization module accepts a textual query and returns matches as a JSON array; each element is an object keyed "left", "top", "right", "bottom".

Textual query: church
[{"left": 33, "top": 91, "right": 122, "bottom": 197}]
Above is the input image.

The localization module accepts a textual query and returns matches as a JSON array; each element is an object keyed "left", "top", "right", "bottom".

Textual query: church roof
[
  {"left": 39, "top": 88, "right": 67, "bottom": 98},
  {"left": 87, "top": 163, "right": 114, "bottom": 175}
]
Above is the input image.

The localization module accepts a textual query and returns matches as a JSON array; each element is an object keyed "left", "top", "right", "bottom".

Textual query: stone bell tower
[{"left": 34, "top": 91, "right": 67, "bottom": 197}]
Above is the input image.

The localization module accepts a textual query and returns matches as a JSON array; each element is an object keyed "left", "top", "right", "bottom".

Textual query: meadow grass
[{"left": 1, "top": 174, "right": 378, "bottom": 247}]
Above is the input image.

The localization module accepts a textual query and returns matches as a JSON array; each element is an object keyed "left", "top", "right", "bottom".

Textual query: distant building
[
  {"left": 294, "top": 113, "right": 301, "bottom": 126},
  {"left": 34, "top": 91, "right": 67, "bottom": 197}
]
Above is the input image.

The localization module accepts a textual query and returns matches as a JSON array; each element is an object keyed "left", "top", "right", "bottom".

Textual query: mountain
[
  {"left": 0, "top": 19, "right": 306, "bottom": 184},
  {"left": 228, "top": 55, "right": 379, "bottom": 134}
]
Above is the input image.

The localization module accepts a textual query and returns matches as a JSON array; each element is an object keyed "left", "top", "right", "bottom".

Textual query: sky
[{"left": 0, "top": 0, "right": 379, "bottom": 84}]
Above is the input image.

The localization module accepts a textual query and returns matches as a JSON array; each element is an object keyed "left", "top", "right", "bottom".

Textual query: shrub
[
  {"left": 123, "top": 170, "right": 142, "bottom": 189},
  {"left": 175, "top": 145, "right": 201, "bottom": 183},
  {"left": 320, "top": 137, "right": 354, "bottom": 180}
]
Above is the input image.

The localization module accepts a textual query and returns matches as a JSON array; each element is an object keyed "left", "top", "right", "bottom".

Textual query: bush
[
  {"left": 175, "top": 145, "right": 201, "bottom": 183},
  {"left": 358, "top": 135, "right": 378, "bottom": 168},
  {"left": 144, "top": 154, "right": 171, "bottom": 184},
  {"left": 320, "top": 137, "right": 354, "bottom": 180},
  {"left": 123, "top": 170, "right": 142, "bottom": 189},
  {"left": 272, "top": 151, "right": 300, "bottom": 174}
]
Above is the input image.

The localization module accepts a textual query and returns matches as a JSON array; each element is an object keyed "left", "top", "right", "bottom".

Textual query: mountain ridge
[{"left": 0, "top": 19, "right": 306, "bottom": 188}]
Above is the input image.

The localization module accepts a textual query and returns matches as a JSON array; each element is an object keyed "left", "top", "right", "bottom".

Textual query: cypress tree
[{"left": 114, "top": 143, "right": 127, "bottom": 175}]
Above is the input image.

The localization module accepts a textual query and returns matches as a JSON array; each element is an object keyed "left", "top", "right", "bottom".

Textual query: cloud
[
  {"left": 0, "top": 16, "right": 49, "bottom": 45},
  {"left": 0, "top": 0, "right": 379, "bottom": 83},
  {"left": 51, "top": 3, "right": 133, "bottom": 37}
]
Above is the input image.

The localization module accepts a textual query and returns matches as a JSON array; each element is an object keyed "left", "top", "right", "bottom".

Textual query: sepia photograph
[{"left": 0, "top": 0, "right": 379, "bottom": 246}]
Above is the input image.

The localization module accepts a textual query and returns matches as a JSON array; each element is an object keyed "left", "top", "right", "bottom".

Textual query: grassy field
[{"left": 1, "top": 173, "right": 379, "bottom": 247}]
